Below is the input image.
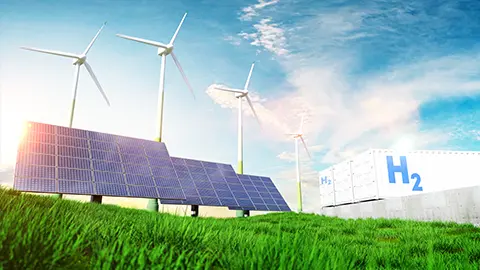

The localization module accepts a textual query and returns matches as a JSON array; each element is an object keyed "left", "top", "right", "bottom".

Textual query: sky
[{"left": 0, "top": 0, "right": 479, "bottom": 213}]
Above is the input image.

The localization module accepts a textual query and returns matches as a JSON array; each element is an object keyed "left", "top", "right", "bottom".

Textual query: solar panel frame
[{"left": 14, "top": 122, "right": 186, "bottom": 201}]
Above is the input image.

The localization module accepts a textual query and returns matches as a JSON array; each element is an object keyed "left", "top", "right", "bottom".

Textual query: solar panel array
[
  {"left": 160, "top": 160, "right": 291, "bottom": 212},
  {"left": 14, "top": 122, "right": 186, "bottom": 200},
  {"left": 13, "top": 121, "right": 291, "bottom": 212}
]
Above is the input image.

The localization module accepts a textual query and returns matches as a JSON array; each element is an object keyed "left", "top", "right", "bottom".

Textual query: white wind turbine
[
  {"left": 213, "top": 62, "right": 261, "bottom": 217},
  {"left": 286, "top": 115, "right": 312, "bottom": 213},
  {"left": 20, "top": 22, "right": 111, "bottom": 200},
  {"left": 20, "top": 22, "right": 111, "bottom": 129},
  {"left": 116, "top": 12, "right": 195, "bottom": 212}
]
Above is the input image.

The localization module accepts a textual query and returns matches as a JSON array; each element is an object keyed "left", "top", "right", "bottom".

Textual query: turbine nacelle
[
  {"left": 73, "top": 55, "right": 87, "bottom": 65},
  {"left": 157, "top": 44, "right": 174, "bottom": 56}
]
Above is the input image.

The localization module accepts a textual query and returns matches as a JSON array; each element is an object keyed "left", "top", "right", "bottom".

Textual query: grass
[{"left": 1, "top": 187, "right": 480, "bottom": 269}]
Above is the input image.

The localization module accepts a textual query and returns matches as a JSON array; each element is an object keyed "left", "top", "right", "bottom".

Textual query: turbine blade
[
  {"left": 20, "top": 46, "right": 79, "bottom": 59},
  {"left": 243, "top": 62, "right": 255, "bottom": 90},
  {"left": 169, "top": 12, "right": 188, "bottom": 45},
  {"left": 299, "top": 114, "right": 305, "bottom": 134},
  {"left": 83, "top": 21, "right": 107, "bottom": 55},
  {"left": 300, "top": 136, "right": 312, "bottom": 159},
  {"left": 116, "top": 34, "right": 168, "bottom": 48},
  {"left": 245, "top": 95, "right": 261, "bottom": 126},
  {"left": 171, "top": 52, "right": 195, "bottom": 99},
  {"left": 213, "top": 87, "right": 245, "bottom": 94},
  {"left": 84, "top": 61, "right": 110, "bottom": 106}
]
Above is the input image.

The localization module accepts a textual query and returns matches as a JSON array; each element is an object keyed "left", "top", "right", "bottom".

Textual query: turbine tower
[
  {"left": 286, "top": 115, "right": 312, "bottom": 212},
  {"left": 213, "top": 62, "right": 261, "bottom": 218},
  {"left": 116, "top": 12, "right": 195, "bottom": 212},
  {"left": 20, "top": 22, "right": 111, "bottom": 200}
]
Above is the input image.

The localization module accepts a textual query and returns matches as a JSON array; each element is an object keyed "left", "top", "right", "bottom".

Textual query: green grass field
[{"left": 1, "top": 187, "right": 480, "bottom": 269}]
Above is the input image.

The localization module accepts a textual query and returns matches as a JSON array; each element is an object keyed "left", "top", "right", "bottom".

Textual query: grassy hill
[{"left": 1, "top": 187, "right": 480, "bottom": 269}]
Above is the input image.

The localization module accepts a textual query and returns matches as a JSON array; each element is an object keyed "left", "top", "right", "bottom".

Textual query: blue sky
[{"left": 1, "top": 0, "right": 479, "bottom": 212}]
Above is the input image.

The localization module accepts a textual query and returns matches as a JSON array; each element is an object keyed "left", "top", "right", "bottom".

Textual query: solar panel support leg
[
  {"left": 243, "top": 210, "right": 250, "bottom": 217},
  {"left": 90, "top": 195, "right": 102, "bottom": 204},
  {"left": 191, "top": 205, "right": 199, "bottom": 217}
]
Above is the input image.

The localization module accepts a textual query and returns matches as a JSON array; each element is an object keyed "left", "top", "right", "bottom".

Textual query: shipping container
[{"left": 318, "top": 149, "right": 480, "bottom": 207}]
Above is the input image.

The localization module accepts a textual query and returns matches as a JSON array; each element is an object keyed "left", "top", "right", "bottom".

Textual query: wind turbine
[
  {"left": 213, "top": 62, "right": 261, "bottom": 217},
  {"left": 286, "top": 115, "right": 312, "bottom": 213},
  {"left": 20, "top": 22, "right": 111, "bottom": 199},
  {"left": 116, "top": 12, "right": 195, "bottom": 212}
]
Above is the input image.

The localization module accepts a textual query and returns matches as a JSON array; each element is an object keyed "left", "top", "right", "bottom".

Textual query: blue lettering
[
  {"left": 320, "top": 176, "right": 332, "bottom": 185},
  {"left": 386, "top": 156, "right": 410, "bottom": 184},
  {"left": 411, "top": 173, "right": 423, "bottom": 191}
]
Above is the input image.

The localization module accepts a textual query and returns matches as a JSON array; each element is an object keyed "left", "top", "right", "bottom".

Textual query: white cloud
[
  {"left": 239, "top": 0, "right": 279, "bottom": 21},
  {"left": 239, "top": 18, "right": 289, "bottom": 56},
  {"left": 223, "top": 35, "right": 242, "bottom": 46}
]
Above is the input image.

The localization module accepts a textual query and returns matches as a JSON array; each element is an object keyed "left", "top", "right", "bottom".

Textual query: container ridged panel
[{"left": 13, "top": 122, "right": 185, "bottom": 200}]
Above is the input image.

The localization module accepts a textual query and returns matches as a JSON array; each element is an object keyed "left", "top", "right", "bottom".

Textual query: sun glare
[{"left": 1, "top": 118, "right": 28, "bottom": 166}]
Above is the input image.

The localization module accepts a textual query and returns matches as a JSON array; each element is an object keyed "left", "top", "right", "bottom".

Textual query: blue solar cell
[
  {"left": 58, "top": 168, "right": 92, "bottom": 181},
  {"left": 145, "top": 148, "right": 170, "bottom": 158},
  {"left": 28, "top": 122, "right": 55, "bottom": 134},
  {"left": 89, "top": 131, "right": 117, "bottom": 142},
  {"left": 179, "top": 178, "right": 195, "bottom": 188},
  {"left": 222, "top": 170, "right": 238, "bottom": 177},
  {"left": 188, "top": 166, "right": 206, "bottom": 175},
  {"left": 57, "top": 136, "right": 89, "bottom": 148},
  {"left": 247, "top": 190, "right": 261, "bottom": 198},
  {"left": 204, "top": 167, "right": 220, "bottom": 175},
  {"left": 201, "top": 161, "right": 218, "bottom": 168},
  {"left": 154, "top": 177, "right": 181, "bottom": 188},
  {"left": 201, "top": 196, "right": 221, "bottom": 206},
  {"left": 225, "top": 176, "right": 240, "bottom": 184},
  {"left": 208, "top": 174, "right": 226, "bottom": 183},
  {"left": 279, "top": 205, "right": 291, "bottom": 211},
  {"left": 274, "top": 198, "right": 287, "bottom": 205},
  {"left": 17, "top": 153, "right": 55, "bottom": 167},
  {"left": 125, "top": 174, "right": 154, "bottom": 186},
  {"left": 96, "top": 183, "right": 128, "bottom": 196},
  {"left": 14, "top": 178, "right": 57, "bottom": 193},
  {"left": 173, "top": 164, "right": 188, "bottom": 172},
  {"left": 197, "top": 188, "right": 216, "bottom": 197},
  {"left": 59, "top": 180, "right": 94, "bottom": 194},
  {"left": 184, "top": 159, "right": 202, "bottom": 167},
  {"left": 271, "top": 192, "right": 284, "bottom": 199},
  {"left": 232, "top": 190, "right": 249, "bottom": 199},
  {"left": 229, "top": 184, "right": 244, "bottom": 191},
  {"left": 57, "top": 126, "right": 88, "bottom": 138},
  {"left": 128, "top": 185, "right": 158, "bottom": 198},
  {"left": 92, "top": 160, "right": 123, "bottom": 173},
  {"left": 182, "top": 187, "right": 199, "bottom": 196},
  {"left": 242, "top": 180, "right": 254, "bottom": 186},
  {"left": 171, "top": 157, "right": 186, "bottom": 165},
  {"left": 94, "top": 171, "right": 125, "bottom": 184},
  {"left": 175, "top": 170, "right": 191, "bottom": 179},
  {"left": 216, "top": 189, "right": 233, "bottom": 198},
  {"left": 122, "top": 154, "right": 148, "bottom": 165},
  {"left": 237, "top": 175, "right": 250, "bottom": 181},
  {"left": 254, "top": 204, "right": 269, "bottom": 211},
  {"left": 184, "top": 197, "right": 203, "bottom": 205},
  {"left": 117, "top": 136, "right": 143, "bottom": 148},
  {"left": 90, "top": 140, "right": 117, "bottom": 152},
  {"left": 194, "top": 181, "right": 213, "bottom": 189},
  {"left": 151, "top": 166, "right": 177, "bottom": 178},
  {"left": 250, "top": 197, "right": 264, "bottom": 204},
  {"left": 20, "top": 143, "right": 56, "bottom": 155},
  {"left": 263, "top": 198, "right": 276, "bottom": 205},
  {"left": 25, "top": 132, "right": 56, "bottom": 144},
  {"left": 91, "top": 150, "right": 121, "bottom": 162},
  {"left": 237, "top": 199, "right": 254, "bottom": 207},
  {"left": 148, "top": 157, "right": 173, "bottom": 168},
  {"left": 119, "top": 145, "right": 145, "bottom": 156},
  {"left": 255, "top": 186, "right": 269, "bottom": 193},
  {"left": 218, "top": 163, "right": 234, "bottom": 171},
  {"left": 191, "top": 173, "right": 209, "bottom": 181},
  {"left": 266, "top": 205, "right": 280, "bottom": 211},
  {"left": 58, "top": 157, "right": 91, "bottom": 170},
  {"left": 58, "top": 146, "right": 89, "bottom": 159},
  {"left": 157, "top": 188, "right": 185, "bottom": 199},
  {"left": 124, "top": 164, "right": 150, "bottom": 176},
  {"left": 15, "top": 165, "right": 55, "bottom": 179},
  {"left": 212, "top": 182, "right": 229, "bottom": 190},
  {"left": 243, "top": 185, "right": 257, "bottom": 192},
  {"left": 219, "top": 198, "right": 238, "bottom": 206},
  {"left": 143, "top": 140, "right": 167, "bottom": 150}
]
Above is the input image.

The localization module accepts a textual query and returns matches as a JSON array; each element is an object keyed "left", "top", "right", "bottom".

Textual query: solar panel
[
  {"left": 14, "top": 122, "right": 186, "bottom": 200},
  {"left": 160, "top": 158, "right": 291, "bottom": 212},
  {"left": 14, "top": 121, "right": 291, "bottom": 212}
]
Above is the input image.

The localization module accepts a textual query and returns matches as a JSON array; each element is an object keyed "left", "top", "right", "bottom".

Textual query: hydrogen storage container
[{"left": 318, "top": 149, "right": 480, "bottom": 207}]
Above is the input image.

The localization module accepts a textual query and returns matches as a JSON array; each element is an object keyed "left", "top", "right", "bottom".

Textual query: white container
[{"left": 319, "top": 149, "right": 480, "bottom": 207}]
